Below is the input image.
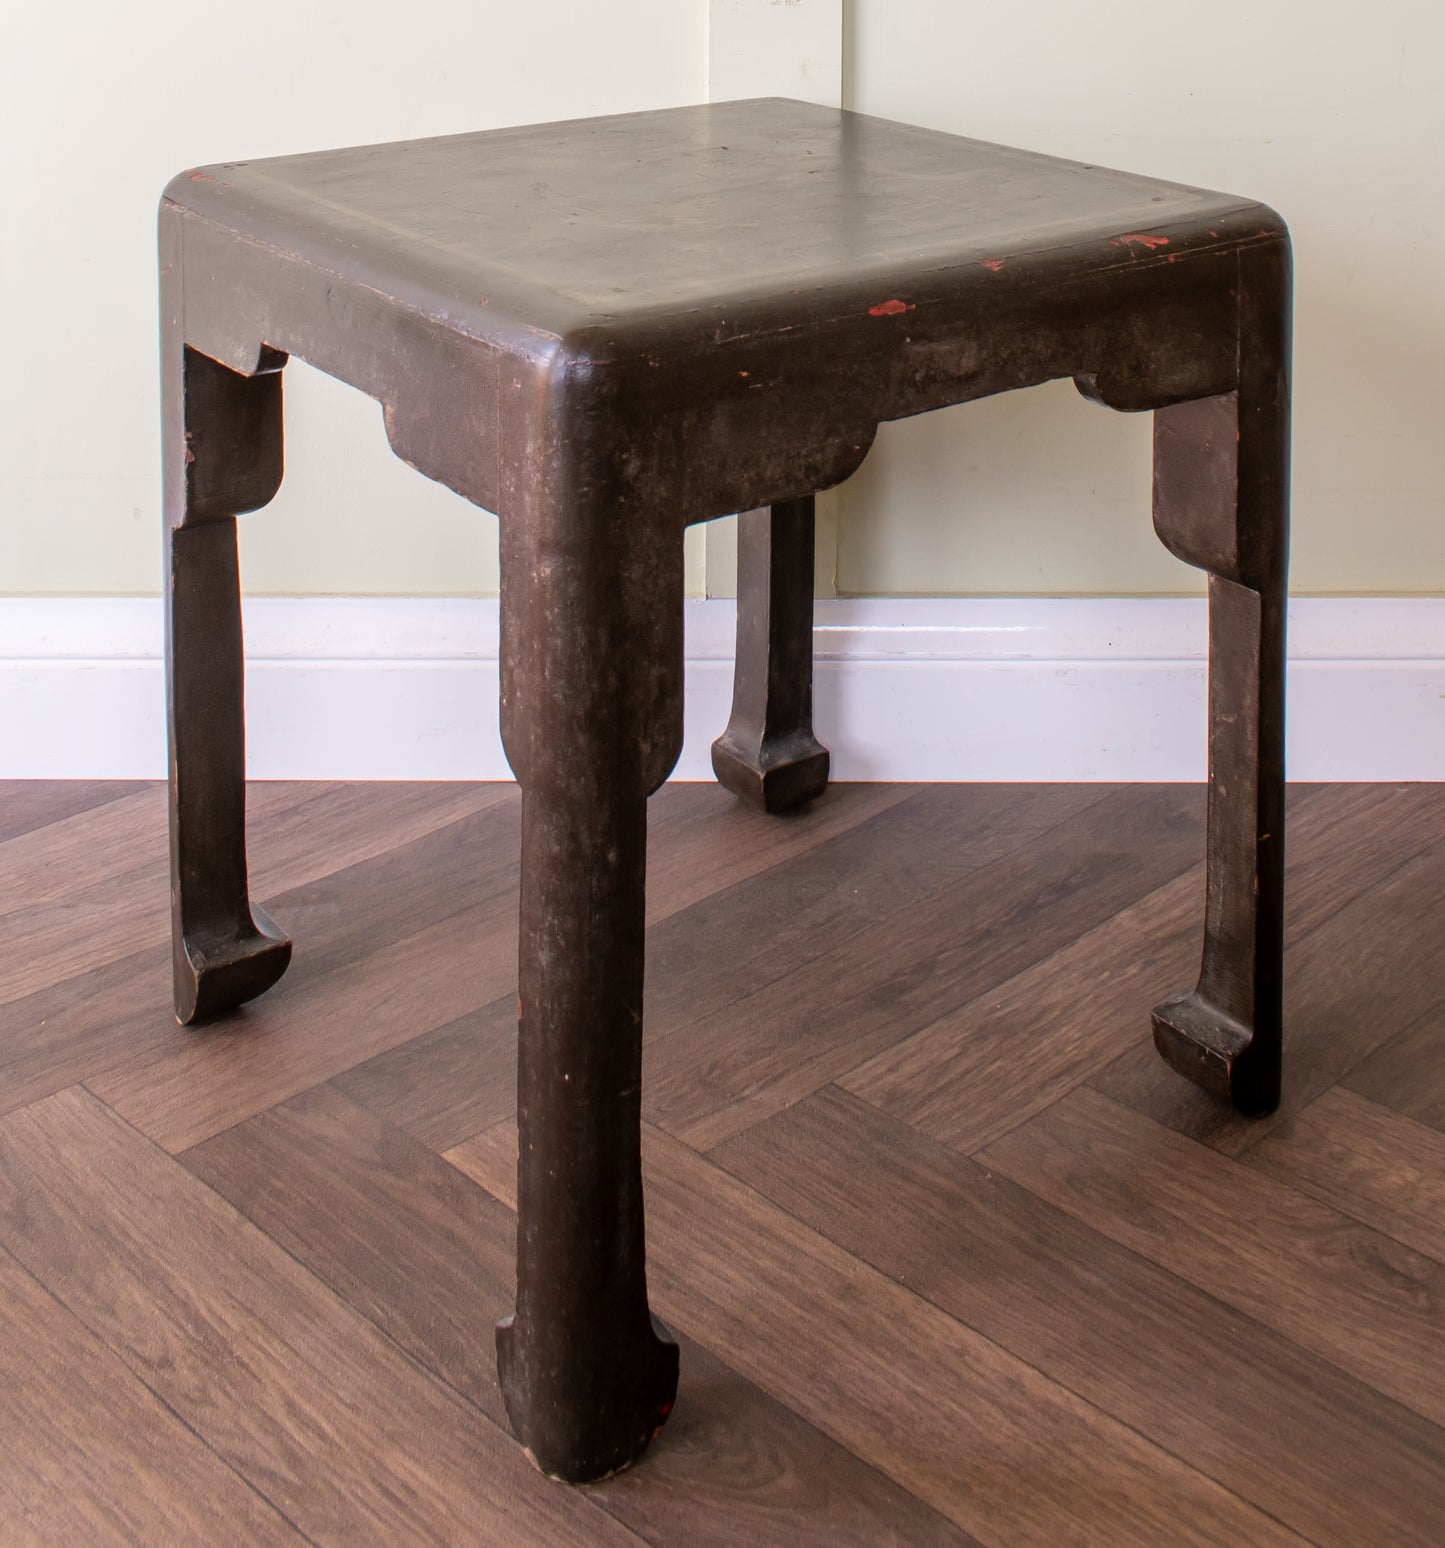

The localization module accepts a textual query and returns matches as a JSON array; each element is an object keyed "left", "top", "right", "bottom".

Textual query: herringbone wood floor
[{"left": 1, "top": 778, "right": 1442, "bottom": 1545}]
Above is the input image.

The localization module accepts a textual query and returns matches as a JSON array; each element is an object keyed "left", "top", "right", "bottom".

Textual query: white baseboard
[{"left": 2, "top": 596, "right": 1443, "bottom": 781}]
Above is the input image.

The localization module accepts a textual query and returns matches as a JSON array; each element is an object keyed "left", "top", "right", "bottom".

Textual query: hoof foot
[
  {"left": 174, "top": 903, "right": 292, "bottom": 1025},
  {"left": 496, "top": 1313, "right": 679, "bottom": 1483},
  {"left": 711, "top": 731, "right": 830, "bottom": 815},
  {"left": 1152, "top": 989, "right": 1279, "bottom": 1116}
]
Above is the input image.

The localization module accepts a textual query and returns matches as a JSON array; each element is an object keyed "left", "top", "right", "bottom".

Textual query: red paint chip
[
  {"left": 979, "top": 258, "right": 1006, "bottom": 273},
  {"left": 868, "top": 298, "right": 914, "bottom": 316},
  {"left": 1114, "top": 232, "right": 1171, "bottom": 251}
]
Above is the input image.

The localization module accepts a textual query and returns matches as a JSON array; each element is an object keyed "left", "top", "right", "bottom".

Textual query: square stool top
[{"left": 166, "top": 97, "right": 1273, "bottom": 358}]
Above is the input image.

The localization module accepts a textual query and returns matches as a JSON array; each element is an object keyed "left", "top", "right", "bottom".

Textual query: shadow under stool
[{"left": 160, "top": 98, "right": 1290, "bottom": 1483}]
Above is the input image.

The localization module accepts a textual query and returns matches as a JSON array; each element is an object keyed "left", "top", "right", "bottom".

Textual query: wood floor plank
[
  {"left": 0, "top": 1241, "right": 301, "bottom": 1546},
  {"left": 838, "top": 867, "right": 1199, "bottom": 1153},
  {"left": 0, "top": 784, "right": 169, "bottom": 911},
  {"left": 844, "top": 783, "right": 1441, "bottom": 1160},
  {"left": 331, "top": 793, "right": 941, "bottom": 1150},
  {"left": 710, "top": 1084, "right": 1445, "bottom": 1548},
  {"left": 1245, "top": 1086, "right": 1445, "bottom": 1260},
  {"left": 0, "top": 782, "right": 261, "bottom": 1008},
  {"left": 449, "top": 1120, "right": 1307, "bottom": 1547},
  {"left": 334, "top": 996, "right": 518, "bottom": 1152},
  {"left": 0, "top": 781, "right": 300, "bottom": 916},
  {"left": 245, "top": 778, "right": 514, "bottom": 898},
  {"left": 1091, "top": 784, "right": 1445, "bottom": 1154},
  {"left": 244, "top": 797, "right": 522, "bottom": 984},
  {"left": 643, "top": 784, "right": 920, "bottom": 928},
  {"left": 641, "top": 780, "right": 914, "bottom": 924},
  {"left": 978, "top": 1087, "right": 1445, "bottom": 1430},
  {"left": 14, "top": 784, "right": 902, "bottom": 1147},
  {"left": 0, "top": 940, "right": 173, "bottom": 1118},
  {"left": 186, "top": 1085, "right": 974, "bottom": 1548},
  {"left": 0, "top": 794, "right": 525, "bottom": 1125},
  {"left": 5, "top": 776, "right": 1439, "bottom": 1542},
  {"left": 644, "top": 784, "right": 1206, "bottom": 1153},
  {"left": 1342, "top": 1008, "right": 1445, "bottom": 1135},
  {"left": 181, "top": 1086, "right": 524, "bottom": 1425},
  {"left": 1, "top": 874, "right": 177, "bottom": 1010},
  {"left": 0, "top": 781, "right": 508, "bottom": 1009},
  {"left": 0, "top": 1086, "right": 641, "bottom": 1548},
  {"left": 0, "top": 779, "right": 150, "bottom": 843},
  {"left": 91, "top": 904, "right": 505, "bottom": 1152},
  {"left": 594, "top": 1337, "right": 978, "bottom": 1548},
  {"left": 334, "top": 785, "right": 1107, "bottom": 1153},
  {"left": 644, "top": 782, "right": 1112, "bottom": 1043},
  {"left": 1245, "top": 782, "right": 1443, "bottom": 939}
]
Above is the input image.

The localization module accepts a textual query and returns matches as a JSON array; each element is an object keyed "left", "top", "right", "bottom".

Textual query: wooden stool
[{"left": 160, "top": 99, "right": 1290, "bottom": 1482}]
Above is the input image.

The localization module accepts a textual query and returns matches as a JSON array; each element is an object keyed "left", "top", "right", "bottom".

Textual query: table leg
[
  {"left": 495, "top": 781, "right": 679, "bottom": 1481},
  {"left": 162, "top": 331, "right": 290, "bottom": 1025},
  {"left": 712, "top": 498, "right": 830, "bottom": 813},
  {"left": 496, "top": 492, "right": 683, "bottom": 1482},
  {"left": 1149, "top": 240, "right": 1291, "bottom": 1114}
]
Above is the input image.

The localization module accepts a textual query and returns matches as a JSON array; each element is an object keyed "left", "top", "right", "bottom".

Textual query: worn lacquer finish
[{"left": 158, "top": 99, "right": 1291, "bottom": 1481}]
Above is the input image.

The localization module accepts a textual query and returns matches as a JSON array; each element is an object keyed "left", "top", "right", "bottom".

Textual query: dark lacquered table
[{"left": 160, "top": 98, "right": 1290, "bottom": 1482}]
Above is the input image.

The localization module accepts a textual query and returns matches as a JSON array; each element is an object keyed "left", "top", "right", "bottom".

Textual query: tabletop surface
[{"left": 169, "top": 98, "right": 1265, "bottom": 344}]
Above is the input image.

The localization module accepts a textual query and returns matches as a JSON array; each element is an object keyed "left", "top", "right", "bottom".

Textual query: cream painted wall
[
  {"left": 705, "top": 0, "right": 844, "bottom": 599},
  {"left": 5, "top": 3, "right": 1438, "bottom": 600},
  {"left": 1, "top": 1, "right": 706, "bottom": 596},
  {"left": 838, "top": 1, "right": 1445, "bottom": 595}
]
